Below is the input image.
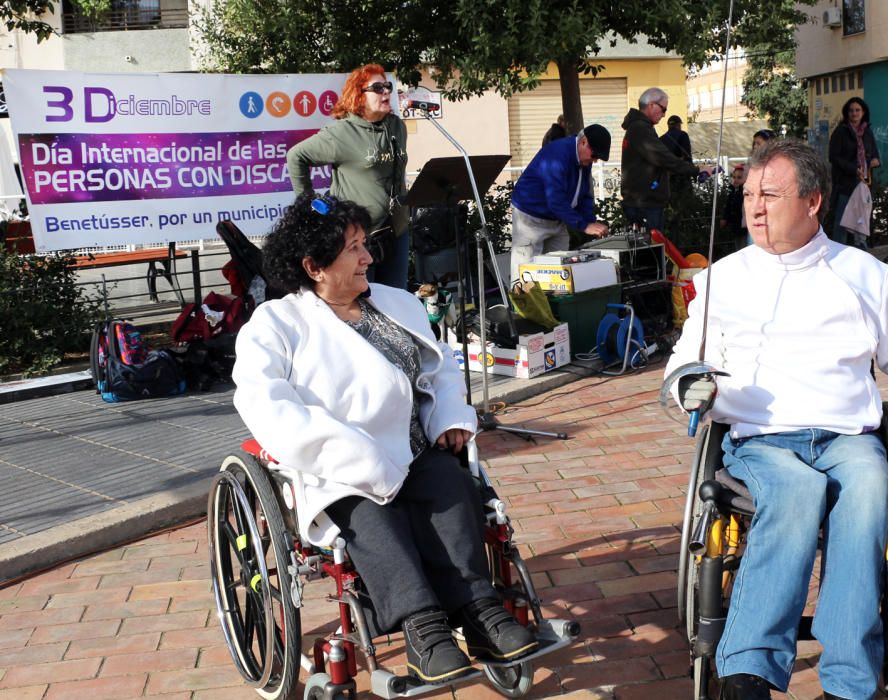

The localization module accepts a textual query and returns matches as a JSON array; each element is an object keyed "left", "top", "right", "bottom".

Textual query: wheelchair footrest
[
  {"left": 480, "top": 618, "right": 580, "bottom": 668},
  {"left": 370, "top": 669, "right": 483, "bottom": 699}
]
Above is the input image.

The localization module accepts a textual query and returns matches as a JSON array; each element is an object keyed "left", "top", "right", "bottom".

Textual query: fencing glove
[{"left": 677, "top": 374, "right": 717, "bottom": 415}]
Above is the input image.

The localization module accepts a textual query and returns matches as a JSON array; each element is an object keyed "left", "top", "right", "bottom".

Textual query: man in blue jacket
[{"left": 509, "top": 124, "right": 611, "bottom": 282}]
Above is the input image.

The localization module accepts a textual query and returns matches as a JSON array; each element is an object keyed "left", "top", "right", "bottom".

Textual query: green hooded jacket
[{"left": 287, "top": 113, "right": 408, "bottom": 235}]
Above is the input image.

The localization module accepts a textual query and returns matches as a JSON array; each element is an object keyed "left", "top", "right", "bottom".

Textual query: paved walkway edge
[
  {"left": 0, "top": 367, "right": 589, "bottom": 585},
  {"left": 0, "top": 477, "right": 211, "bottom": 585}
]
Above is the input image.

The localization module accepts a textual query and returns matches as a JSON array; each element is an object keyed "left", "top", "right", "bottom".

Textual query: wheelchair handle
[{"left": 688, "top": 409, "right": 700, "bottom": 437}]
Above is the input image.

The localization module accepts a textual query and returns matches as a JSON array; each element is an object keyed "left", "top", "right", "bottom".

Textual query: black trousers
[{"left": 326, "top": 447, "right": 496, "bottom": 634}]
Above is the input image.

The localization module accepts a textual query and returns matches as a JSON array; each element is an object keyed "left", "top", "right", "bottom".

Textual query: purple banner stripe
[{"left": 19, "top": 130, "right": 328, "bottom": 204}]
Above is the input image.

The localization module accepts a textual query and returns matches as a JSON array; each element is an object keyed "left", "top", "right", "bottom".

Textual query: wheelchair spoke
[
  {"left": 248, "top": 592, "right": 269, "bottom": 666},
  {"left": 243, "top": 593, "right": 262, "bottom": 664},
  {"left": 220, "top": 520, "right": 255, "bottom": 575}
]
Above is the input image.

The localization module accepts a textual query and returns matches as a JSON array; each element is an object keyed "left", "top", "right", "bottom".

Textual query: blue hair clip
[{"left": 311, "top": 198, "right": 331, "bottom": 215}]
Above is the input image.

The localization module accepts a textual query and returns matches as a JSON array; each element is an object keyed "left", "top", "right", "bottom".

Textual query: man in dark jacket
[
  {"left": 621, "top": 88, "right": 709, "bottom": 232},
  {"left": 542, "top": 115, "right": 568, "bottom": 146},
  {"left": 510, "top": 124, "right": 611, "bottom": 282},
  {"left": 661, "top": 115, "right": 693, "bottom": 163}
]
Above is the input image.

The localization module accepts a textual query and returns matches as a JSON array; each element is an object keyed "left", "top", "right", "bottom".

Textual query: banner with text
[{"left": 3, "top": 70, "right": 392, "bottom": 251}]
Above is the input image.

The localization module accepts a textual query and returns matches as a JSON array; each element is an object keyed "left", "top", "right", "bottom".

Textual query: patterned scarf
[{"left": 854, "top": 121, "right": 868, "bottom": 179}]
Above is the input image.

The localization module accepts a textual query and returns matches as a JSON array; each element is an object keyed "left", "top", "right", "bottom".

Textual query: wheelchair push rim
[
  {"left": 677, "top": 423, "right": 712, "bottom": 629},
  {"left": 208, "top": 453, "right": 301, "bottom": 699}
]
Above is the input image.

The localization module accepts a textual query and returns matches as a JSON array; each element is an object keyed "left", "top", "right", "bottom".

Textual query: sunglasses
[
  {"left": 362, "top": 81, "right": 393, "bottom": 94},
  {"left": 310, "top": 194, "right": 339, "bottom": 215},
  {"left": 655, "top": 102, "right": 668, "bottom": 114}
]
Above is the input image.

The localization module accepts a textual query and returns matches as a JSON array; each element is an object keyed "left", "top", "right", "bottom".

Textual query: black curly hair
[{"left": 262, "top": 194, "right": 371, "bottom": 293}]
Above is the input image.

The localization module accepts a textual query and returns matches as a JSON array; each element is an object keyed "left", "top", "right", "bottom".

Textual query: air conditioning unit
[{"left": 823, "top": 7, "right": 842, "bottom": 27}]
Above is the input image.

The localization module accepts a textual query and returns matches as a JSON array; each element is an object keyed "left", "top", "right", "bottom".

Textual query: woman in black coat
[{"left": 828, "top": 97, "right": 881, "bottom": 246}]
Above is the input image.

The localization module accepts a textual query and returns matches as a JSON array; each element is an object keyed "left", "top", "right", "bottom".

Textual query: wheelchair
[
  {"left": 678, "top": 415, "right": 888, "bottom": 700},
  {"left": 207, "top": 439, "right": 580, "bottom": 700}
]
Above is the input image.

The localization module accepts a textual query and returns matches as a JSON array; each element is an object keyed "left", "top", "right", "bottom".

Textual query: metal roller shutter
[{"left": 507, "top": 78, "right": 628, "bottom": 169}]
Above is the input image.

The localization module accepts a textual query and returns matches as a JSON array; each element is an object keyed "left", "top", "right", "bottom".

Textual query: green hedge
[{"left": 0, "top": 251, "right": 106, "bottom": 377}]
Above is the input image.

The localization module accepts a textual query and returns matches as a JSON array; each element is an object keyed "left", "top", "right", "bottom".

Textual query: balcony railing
[{"left": 62, "top": 6, "right": 188, "bottom": 34}]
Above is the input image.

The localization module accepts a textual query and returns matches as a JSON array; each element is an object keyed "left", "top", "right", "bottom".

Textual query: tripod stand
[{"left": 412, "top": 113, "right": 568, "bottom": 441}]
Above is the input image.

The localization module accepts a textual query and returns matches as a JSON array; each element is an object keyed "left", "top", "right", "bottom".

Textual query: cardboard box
[
  {"left": 519, "top": 258, "right": 618, "bottom": 294},
  {"left": 450, "top": 323, "right": 570, "bottom": 379}
]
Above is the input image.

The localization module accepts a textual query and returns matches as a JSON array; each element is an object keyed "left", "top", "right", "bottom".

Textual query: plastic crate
[{"left": 547, "top": 284, "right": 622, "bottom": 357}]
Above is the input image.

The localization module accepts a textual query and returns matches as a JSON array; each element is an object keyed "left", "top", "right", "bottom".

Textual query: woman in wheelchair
[
  {"left": 231, "top": 194, "right": 537, "bottom": 685},
  {"left": 666, "top": 140, "right": 888, "bottom": 700}
]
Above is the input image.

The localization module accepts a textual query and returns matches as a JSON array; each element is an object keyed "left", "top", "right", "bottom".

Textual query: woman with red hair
[{"left": 287, "top": 64, "right": 409, "bottom": 288}]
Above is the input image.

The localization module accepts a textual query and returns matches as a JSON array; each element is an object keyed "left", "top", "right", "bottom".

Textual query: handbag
[
  {"left": 366, "top": 222, "right": 395, "bottom": 264},
  {"left": 839, "top": 181, "right": 872, "bottom": 237},
  {"left": 508, "top": 280, "right": 560, "bottom": 331}
]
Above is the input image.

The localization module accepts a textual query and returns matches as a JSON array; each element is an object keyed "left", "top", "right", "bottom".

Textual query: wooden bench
[
  {"left": 3, "top": 221, "right": 187, "bottom": 304},
  {"left": 73, "top": 244, "right": 188, "bottom": 304}
]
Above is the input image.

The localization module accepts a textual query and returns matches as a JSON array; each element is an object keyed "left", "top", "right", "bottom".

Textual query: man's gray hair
[
  {"left": 639, "top": 87, "right": 668, "bottom": 108},
  {"left": 748, "top": 139, "right": 831, "bottom": 204}
]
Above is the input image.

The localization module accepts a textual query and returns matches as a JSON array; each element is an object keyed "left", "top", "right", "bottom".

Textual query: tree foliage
[
  {"left": 1, "top": 0, "right": 56, "bottom": 41},
  {"left": 193, "top": 0, "right": 814, "bottom": 132},
  {"left": 741, "top": 45, "right": 808, "bottom": 137}
]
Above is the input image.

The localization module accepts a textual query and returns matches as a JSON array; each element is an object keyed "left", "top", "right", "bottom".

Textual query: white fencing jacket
[
  {"left": 666, "top": 230, "right": 888, "bottom": 438},
  {"left": 233, "top": 284, "right": 478, "bottom": 545}
]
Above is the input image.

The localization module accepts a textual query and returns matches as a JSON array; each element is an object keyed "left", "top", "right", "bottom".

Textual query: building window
[
  {"left": 62, "top": 0, "right": 188, "bottom": 34},
  {"left": 816, "top": 79, "right": 822, "bottom": 96},
  {"left": 848, "top": 72, "right": 855, "bottom": 90},
  {"left": 843, "top": 0, "right": 865, "bottom": 36},
  {"left": 839, "top": 74, "right": 846, "bottom": 91},
  {"left": 831, "top": 75, "right": 839, "bottom": 93}
]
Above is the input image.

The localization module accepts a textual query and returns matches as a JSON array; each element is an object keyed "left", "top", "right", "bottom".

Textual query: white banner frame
[{"left": 4, "top": 69, "right": 397, "bottom": 252}]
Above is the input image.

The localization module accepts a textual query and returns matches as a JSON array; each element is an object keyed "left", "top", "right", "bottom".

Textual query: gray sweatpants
[{"left": 509, "top": 206, "right": 571, "bottom": 283}]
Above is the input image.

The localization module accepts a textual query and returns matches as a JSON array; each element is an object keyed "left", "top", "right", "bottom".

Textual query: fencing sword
[{"left": 658, "top": 0, "right": 737, "bottom": 436}]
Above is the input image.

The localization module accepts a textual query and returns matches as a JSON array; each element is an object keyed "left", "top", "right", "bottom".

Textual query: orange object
[
  {"left": 686, "top": 253, "right": 709, "bottom": 269},
  {"left": 650, "top": 229, "right": 691, "bottom": 268}
]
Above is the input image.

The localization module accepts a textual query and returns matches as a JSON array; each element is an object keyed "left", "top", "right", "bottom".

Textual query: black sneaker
[
  {"left": 460, "top": 598, "right": 538, "bottom": 661},
  {"left": 721, "top": 673, "right": 772, "bottom": 700},
  {"left": 402, "top": 608, "right": 473, "bottom": 684}
]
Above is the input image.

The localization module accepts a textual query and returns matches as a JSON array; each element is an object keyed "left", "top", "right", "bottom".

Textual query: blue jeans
[
  {"left": 368, "top": 231, "right": 409, "bottom": 289},
  {"left": 622, "top": 206, "right": 665, "bottom": 233},
  {"left": 717, "top": 430, "right": 888, "bottom": 699}
]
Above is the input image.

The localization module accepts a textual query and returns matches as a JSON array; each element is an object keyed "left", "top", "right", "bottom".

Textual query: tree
[
  {"left": 741, "top": 45, "right": 808, "bottom": 137},
  {"left": 1, "top": 0, "right": 56, "bottom": 41},
  {"left": 193, "top": 0, "right": 815, "bottom": 133}
]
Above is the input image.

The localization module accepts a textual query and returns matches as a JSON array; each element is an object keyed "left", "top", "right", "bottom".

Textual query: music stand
[
  {"left": 408, "top": 155, "right": 508, "bottom": 401},
  {"left": 409, "top": 119, "right": 568, "bottom": 442}
]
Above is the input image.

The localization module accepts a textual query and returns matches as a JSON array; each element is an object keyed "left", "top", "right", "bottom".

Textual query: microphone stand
[{"left": 416, "top": 108, "right": 567, "bottom": 441}]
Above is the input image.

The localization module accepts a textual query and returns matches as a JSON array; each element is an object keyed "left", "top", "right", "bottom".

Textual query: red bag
[{"left": 172, "top": 292, "right": 246, "bottom": 343}]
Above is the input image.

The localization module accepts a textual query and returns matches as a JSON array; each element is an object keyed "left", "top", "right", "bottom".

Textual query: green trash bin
[{"left": 547, "top": 285, "right": 622, "bottom": 358}]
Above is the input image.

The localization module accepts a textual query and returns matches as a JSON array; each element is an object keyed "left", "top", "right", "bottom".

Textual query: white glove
[{"left": 678, "top": 374, "right": 717, "bottom": 414}]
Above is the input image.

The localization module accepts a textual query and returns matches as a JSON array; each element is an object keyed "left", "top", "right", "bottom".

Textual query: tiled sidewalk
[{"left": 0, "top": 364, "right": 873, "bottom": 699}]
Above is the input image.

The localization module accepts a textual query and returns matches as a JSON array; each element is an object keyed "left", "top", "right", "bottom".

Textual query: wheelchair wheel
[
  {"left": 209, "top": 452, "right": 301, "bottom": 700},
  {"left": 483, "top": 661, "right": 533, "bottom": 698},
  {"left": 677, "top": 423, "right": 712, "bottom": 634},
  {"left": 693, "top": 655, "right": 717, "bottom": 700}
]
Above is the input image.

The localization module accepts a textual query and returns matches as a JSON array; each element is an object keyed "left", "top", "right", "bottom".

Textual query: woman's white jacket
[{"left": 232, "top": 284, "right": 478, "bottom": 545}]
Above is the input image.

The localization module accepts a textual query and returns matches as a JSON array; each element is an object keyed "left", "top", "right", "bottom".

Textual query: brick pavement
[{"left": 0, "top": 363, "right": 879, "bottom": 700}]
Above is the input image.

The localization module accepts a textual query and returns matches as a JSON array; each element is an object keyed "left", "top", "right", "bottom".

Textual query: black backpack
[{"left": 89, "top": 319, "right": 186, "bottom": 403}]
